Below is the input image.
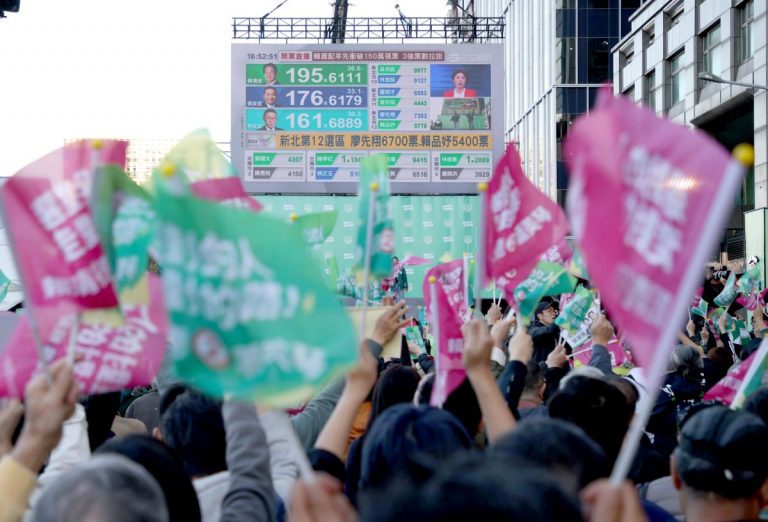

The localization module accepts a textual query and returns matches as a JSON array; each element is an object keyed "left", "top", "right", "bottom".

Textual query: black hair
[
  {"left": 490, "top": 417, "right": 609, "bottom": 492},
  {"left": 157, "top": 385, "right": 226, "bottom": 478},
  {"left": 367, "top": 364, "right": 420, "bottom": 431},
  {"left": 263, "top": 108, "right": 277, "bottom": 117},
  {"left": 359, "top": 452, "right": 581, "bottom": 522},
  {"left": 522, "top": 360, "right": 544, "bottom": 397},
  {"left": 451, "top": 69, "right": 468, "bottom": 80},
  {"left": 548, "top": 376, "right": 633, "bottom": 464},
  {"left": 263, "top": 63, "right": 276, "bottom": 73},
  {"left": 97, "top": 435, "right": 202, "bottom": 522},
  {"left": 359, "top": 404, "right": 472, "bottom": 493}
]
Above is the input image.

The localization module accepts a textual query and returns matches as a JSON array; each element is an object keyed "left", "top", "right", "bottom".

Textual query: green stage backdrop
[{"left": 259, "top": 195, "right": 485, "bottom": 300}]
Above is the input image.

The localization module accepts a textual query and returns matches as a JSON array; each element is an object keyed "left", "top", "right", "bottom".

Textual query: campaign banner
[
  {"left": 355, "top": 154, "right": 395, "bottom": 278},
  {"left": 423, "top": 260, "right": 469, "bottom": 406},
  {"left": 483, "top": 143, "right": 569, "bottom": 287},
  {"left": 0, "top": 275, "right": 168, "bottom": 397},
  {"left": 0, "top": 140, "right": 127, "bottom": 311},
  {"left": 152, "top": 174, "right": 357, "bottom": 405},
  {"left": 564, "top": 87, "right": 741, "bottom": 369}
]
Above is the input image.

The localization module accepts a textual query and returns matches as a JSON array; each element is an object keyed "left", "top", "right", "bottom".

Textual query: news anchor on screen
[{"left": 443, "top": 69, "right": 477, "bottom": 98}]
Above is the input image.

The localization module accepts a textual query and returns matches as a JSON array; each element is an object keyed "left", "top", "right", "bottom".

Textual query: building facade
[
  {"left": 475, "top": 0, "right": 641, "bottom": 203},
  {"left": 613, "top": 0, "right": 764, "bottom": 270}
]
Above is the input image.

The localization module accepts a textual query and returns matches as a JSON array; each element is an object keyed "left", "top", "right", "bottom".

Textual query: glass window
[
  {"left": 701, "top": 23, "right": 721, "bottom": 76},
  {"left": 556, "top": 9, "right": 577, "bottom": 37},
  {"left": 668, "top": 51, "right": 685, "bottom": 107},
  {"left": 556, "top": 38, "right": 577, "bottom": 83},
  {"left": 556, "top": 87, "right": 587, "bottom": 114},
  {"left": 623, "top": 84, "right": 635, "bottom": 101},
  {"left": 645, "top": 70, "right": 656, "bottom": 111},
  {"left": 739, "top": 0, "right": 755, "bottom": 64},
  {"left": 587, "top": 38, "right": 612, "bottom": 82}
]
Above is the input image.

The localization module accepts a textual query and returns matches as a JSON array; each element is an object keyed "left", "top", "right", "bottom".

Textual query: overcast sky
[{"left": 0, "top": 0, "right": 452, "bottom": 175}]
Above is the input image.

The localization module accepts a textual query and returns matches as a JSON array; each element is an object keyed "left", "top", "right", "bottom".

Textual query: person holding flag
[{"left": 530, "top": 299, "right": 562, "bottom": 364}]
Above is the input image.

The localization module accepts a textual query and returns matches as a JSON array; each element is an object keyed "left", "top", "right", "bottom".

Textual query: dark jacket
[{"left": 529, "top": 322, "right": 561, "bottom": 363}]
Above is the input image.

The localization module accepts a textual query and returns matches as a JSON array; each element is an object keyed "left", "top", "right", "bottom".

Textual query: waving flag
[
  {"left": 691, "top": 297, "right": 709, "bottom": 319},
  {"left": 556, "top": 285, "right": 594, "bottom": 334},
  {"left": 564, "top": 86, "right": 744, "bottom": 482},
  {"left": 0, "top": 275, "right": 168, "bottom": 397},
  {"left": 483, "top": 143, "right": 569, "bottom": 289},
  {"left": 714, "top": 272, "right": 738, "bottom": 308},
  {"left": 355, "top": 154, "right": 395, "bottom": 278},
  {"left": 151, "top": 169, "right": 357, "bottom": 405},
  {"left": 423, "top": 260, "right": 469, "bottom": 407},
  {"left": 0, "top": 140, "right": 127, "bottom": 311},
  {"left": 511, "top": 261, "right": 577, "bottom": 322}
]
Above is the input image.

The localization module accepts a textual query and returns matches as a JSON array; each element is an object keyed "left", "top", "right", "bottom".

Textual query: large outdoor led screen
[{"left": 231, "top": 44, "right": 504, "bottom": 194}]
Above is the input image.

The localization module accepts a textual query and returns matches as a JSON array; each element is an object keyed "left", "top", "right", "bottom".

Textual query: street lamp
[{"left": 698, "top": 72, "right": 768, "bottom": 92}]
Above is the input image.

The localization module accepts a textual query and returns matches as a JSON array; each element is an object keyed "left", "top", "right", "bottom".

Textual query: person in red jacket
[{"left": 443, "top": 69, "right": 477, "bottom": 98}]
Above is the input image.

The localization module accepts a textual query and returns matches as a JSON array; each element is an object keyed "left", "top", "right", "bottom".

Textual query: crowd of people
[{"left": 1, "top": 268, "right": 767, "bottom": 522}]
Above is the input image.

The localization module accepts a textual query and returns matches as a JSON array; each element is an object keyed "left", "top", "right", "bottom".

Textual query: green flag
[
  {"left": 732, "top": 342, "right": 768, "bottom": 408},
  {"left": 91, "top": 164, "right": 155, "bottom": 302},
  {"left": 729, "top": 319, "right": 752, "bottom": 346},
  {"left": 514, "top": 261, "right": 577, "bottom": 322},
  {"left": 355, "top": 154, "right": 394, "bottom": 278},
  {"left": 0, "top": 269, "right": 10, "bottom": 303},
  {"left": 294, "top": 210, "right": 338, "bottom": 246},
  {"left": 152, "top": 175, "right": 357, "bottom": 405},
  {"left": 691, "top": 298, "right": 709, "bottom": 319},
  {"left": 714, "top": 272, "right": 738, "bottom": 307},
  {"left": 555, "top": 285, "right": 594, "bottom": 334},
  {"left": 739, "top": 261, "right": 763, "bottom": 295},
  {"left": 324, "top": 252, "right": 340, "bottom": 292},
  {"left": 568, "top": 249, "right": 590, "bottom": 280}
]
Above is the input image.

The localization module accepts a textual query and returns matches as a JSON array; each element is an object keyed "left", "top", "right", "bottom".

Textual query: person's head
[
  {"left": 744, "top": 387, "right": 768, "bottom": 425},
  {"left": 263, "top": 63, "right": 277, "bottom": 83},
  {"left": 521, "top": 360, "right": 545, "bottom": 402},
  {"left": 548, "top": 376, "right": 633, "bottom": 464},
  {"left": 672, "top": 406, "right": 768, "bottom": 516},
  {"left": 490, "top": 417, "right": 609, "bottom": 493},
  {"left": 392, "top": 256, "right": 399, "bottom": 265},
  {"left": 155, "top": 384, "right": 226, "bottom": 478},
  {"left": 605, "top": 375, "right": 639, "bottom": 413},
  {"left": 263, "top": 109, "right": 277, "bottom": 129},
  {"left": 451, "top": 69, "right": 467, "bottom": 89},
  {"left": 97, "top": 435, "right": 201, "bottom": 522},
  {"left": 367, "top": 364, "right": 421, "bottom": 430},
  {"left": 360, "top": 404, "right": 472, "bottom": 493},
  {"left": 558, "top": 365, "right": 604, "bottom": 389},
  {"left": 31, "top": 455, "right": 169, "bottom": 522},
  {"left": 360, "top": 452, "right": 581, "bottom": 522},
  {"left": 669, "top": 345, "right": 704, "bottom": 380},
  {"left": 534, "top": 300, "right": 557, "bottom": 326},
  {"left": 263, "top": 86, "right": 277, "bottom": 106}
]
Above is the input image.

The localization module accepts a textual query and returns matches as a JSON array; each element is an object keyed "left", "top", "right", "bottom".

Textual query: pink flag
[
  {"left": 483, "top": 143, "right": 569, "bottom": 286},
  {"left": 423, "top": 260, "right": 469, "bottom": 406},
  {"left": 564, "top": 88, "right": 741, "bottom": 370},
  {"left": 0, "top": 275, "right": 168, "bottom": 397},
  {"left": 540, "top": 238, "right": 573, "bottom": 265},
  {"left": 0, "top": 141, "right": 127, "bottom": 311},
  {"left": 190, "top": 177, "right": 262, "bottom": 212},
  {"left": 704, "top": 349, "right": 760, "bottom": 405},
  {"left": 392, "top": 255, "right": 430, "bottom": 275}
]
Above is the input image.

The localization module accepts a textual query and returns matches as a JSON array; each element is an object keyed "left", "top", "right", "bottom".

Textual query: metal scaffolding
[{"left": 232, "top": 16, "right": 505, "bottom": 43}]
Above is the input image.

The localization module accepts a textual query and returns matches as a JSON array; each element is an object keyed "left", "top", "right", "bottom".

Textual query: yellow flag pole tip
[
  {"left": 477, "top": 182, "right": 489, "bottom": 192},
  {"left": 90, "top": 139, "right": 103, "bottom": 150},
  {"left": 161, "top": 164, "right": 176, "bottom": 177},
  {"left": 289, "top": 212, "right": 299, "bottom": 222},
  {"left": 732, "top": 143, "right": 755, "bottom": 167},
  {"left": 428, "top": 276, "right": 437, "bottom": 284},
  {"left": 369, "top": 181, "right": 380, "bottom": 191}
]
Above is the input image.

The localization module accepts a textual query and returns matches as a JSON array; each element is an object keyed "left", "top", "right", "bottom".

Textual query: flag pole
[
  {"left": 609, "top": 157, "right": 747, "bottom": 485},
  {"left": 475, "top": 182, "right": 488, "bottom": 316},
  {"left": 359, "top": 182, "right": 379, "bottom": 340},
  {"left": 428, "top": 276, "right": 441, "bottom": 404}
]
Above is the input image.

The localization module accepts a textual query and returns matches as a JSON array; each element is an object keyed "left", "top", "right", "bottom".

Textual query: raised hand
[{"left": 370, "top": 300, "right": 409, "bottom": 346}]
